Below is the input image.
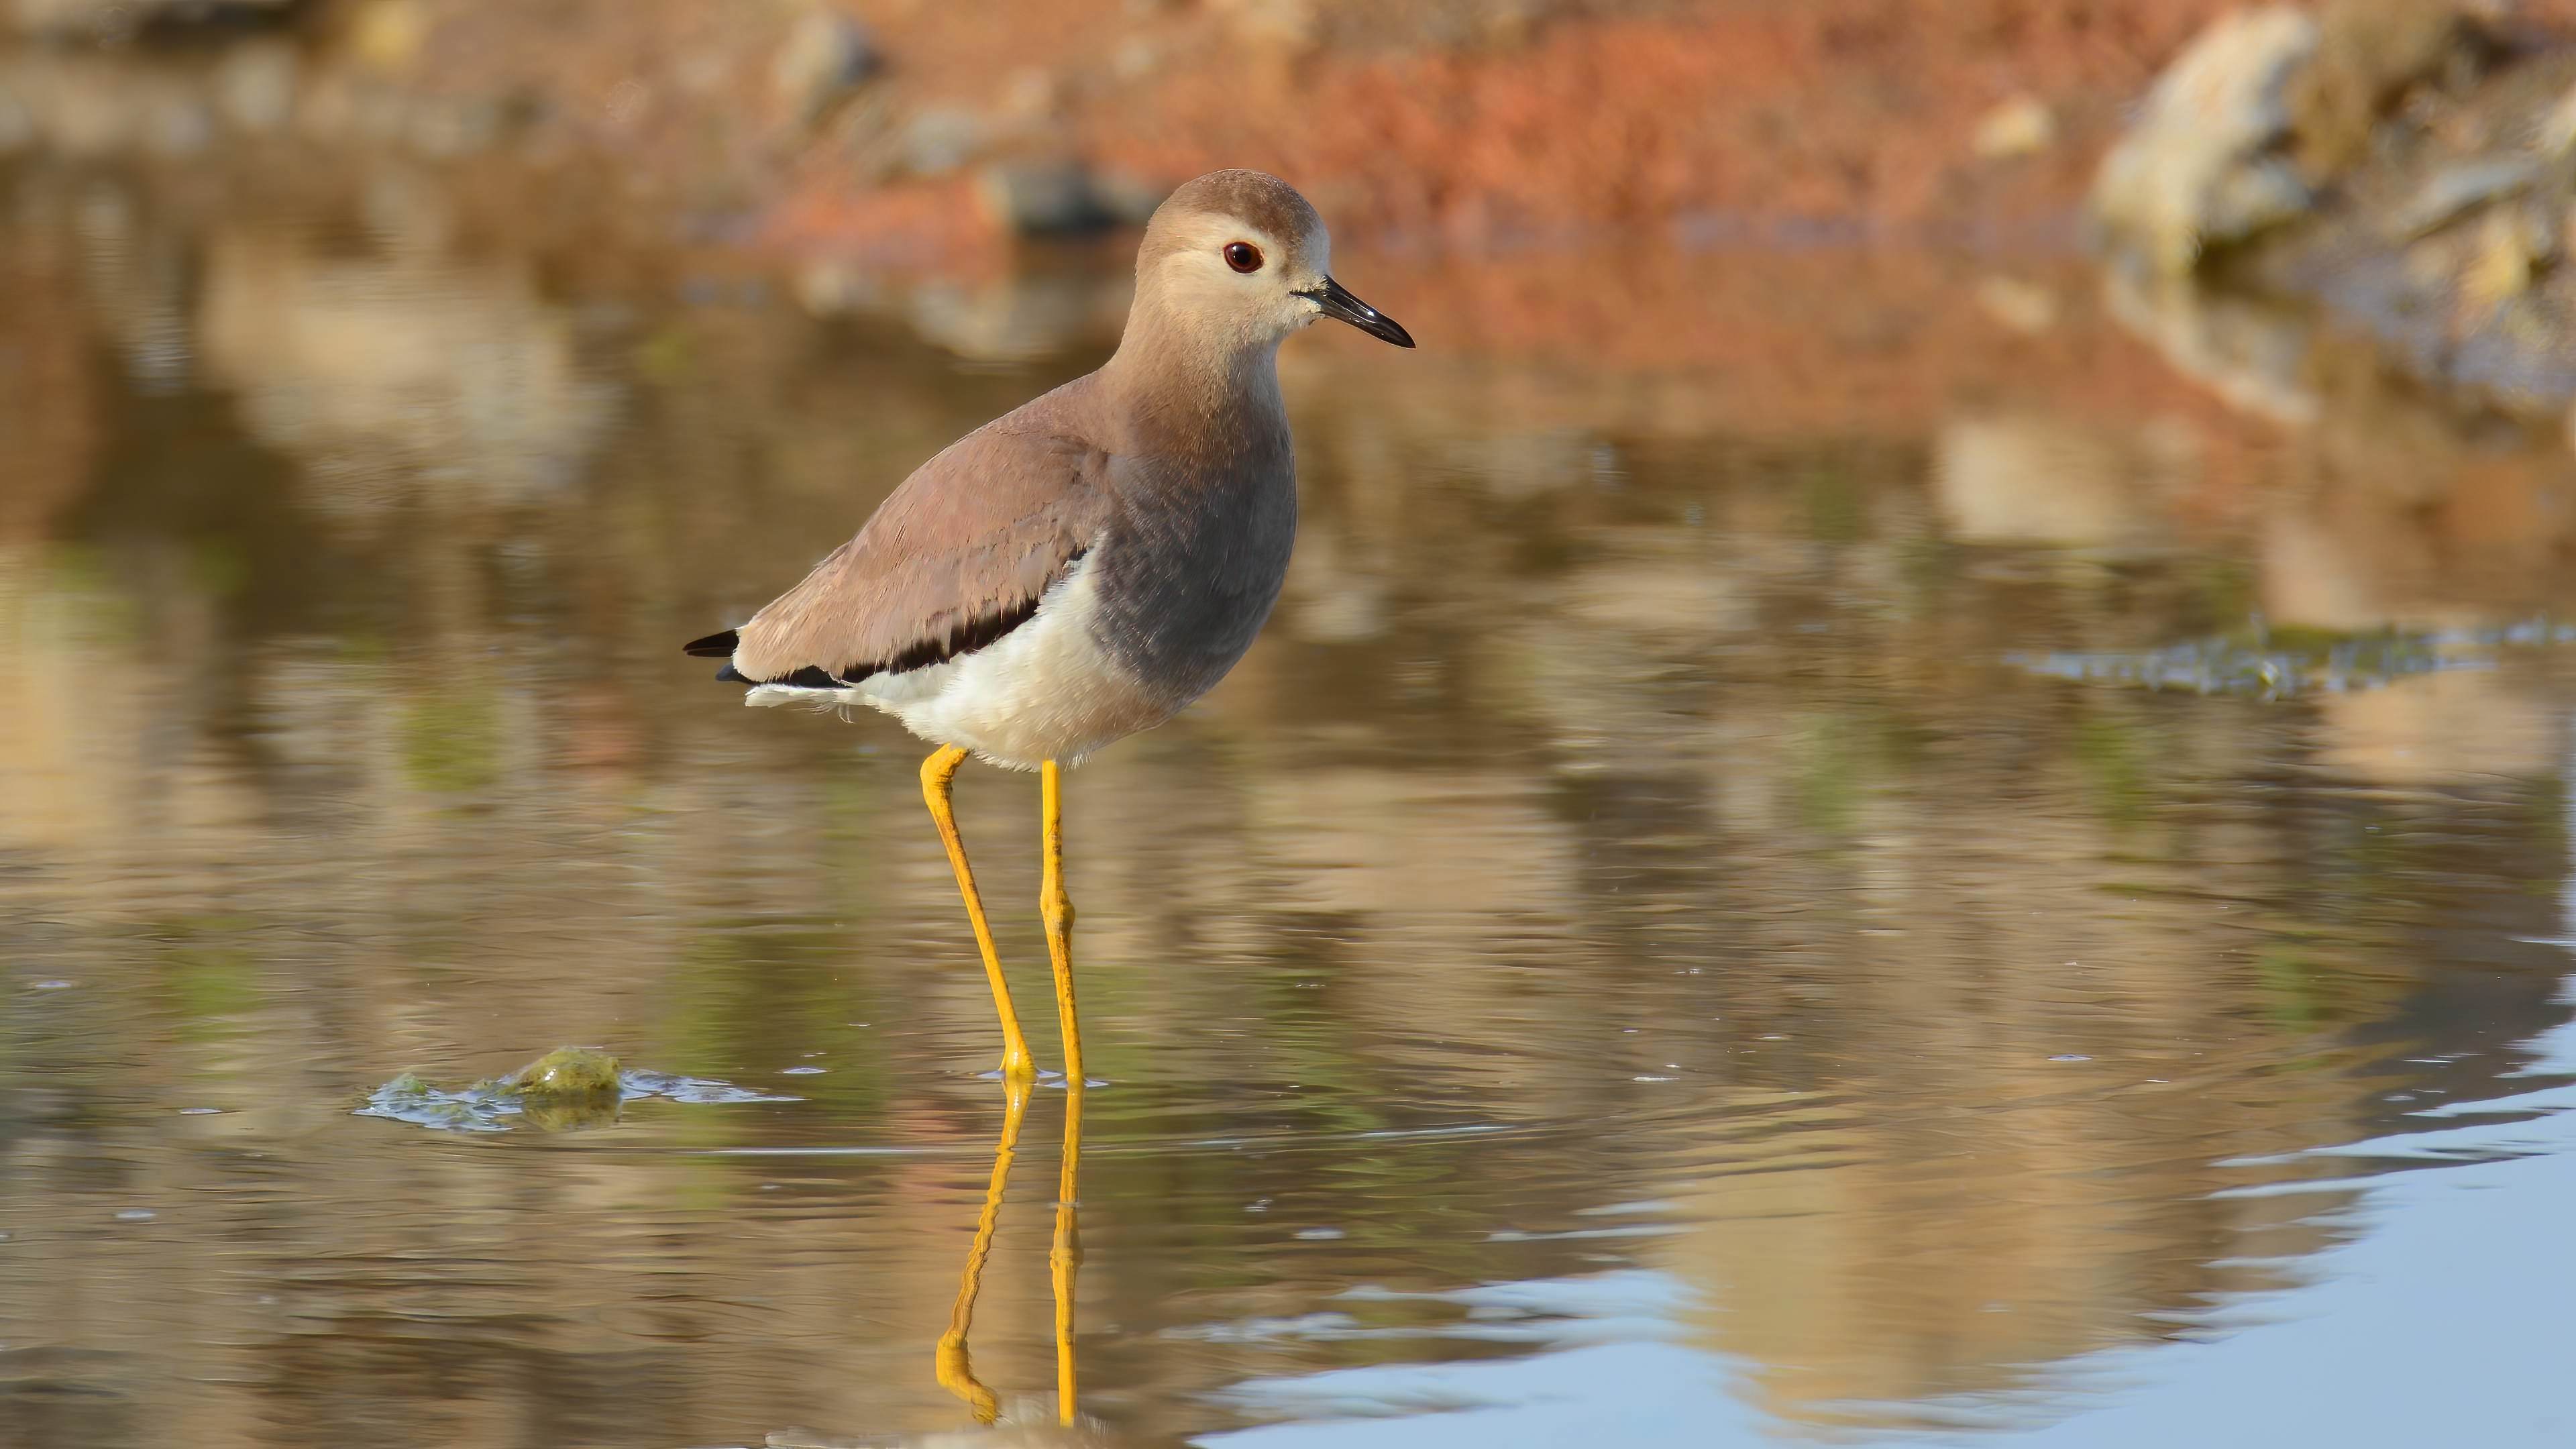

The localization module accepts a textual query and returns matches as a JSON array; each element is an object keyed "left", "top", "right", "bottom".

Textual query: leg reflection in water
[
  {"left": 1051, "top": 1081, "right": 1083, "bottom": 1423},
  {"left": 934, "top": 1079, "right": 1024, "bottom": 1424},
  {"left": 936, "top": 1079, "right": 1085, "bottom": 1430}
]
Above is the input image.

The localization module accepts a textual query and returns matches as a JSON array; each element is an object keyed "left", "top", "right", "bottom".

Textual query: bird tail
[{"left": 682, "top": 629, "right": 739, "bottom": 657}]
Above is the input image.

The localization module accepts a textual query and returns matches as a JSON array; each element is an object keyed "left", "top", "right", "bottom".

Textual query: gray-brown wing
[{"left": 710, "top": 424, "right": 1116, "bottom": 688}]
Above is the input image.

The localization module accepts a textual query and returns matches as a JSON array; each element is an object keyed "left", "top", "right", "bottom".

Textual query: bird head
[{"left": 1132, "top": 169, "right": 1414, "bottom": 355}]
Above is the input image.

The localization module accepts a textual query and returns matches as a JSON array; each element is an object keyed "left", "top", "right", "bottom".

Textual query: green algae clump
[
  {"left": 506, "top": 1046, "right": 623, "bottom": 1096},
  {"left": 358, "top": 1052, "right": 795, "bottom": 1134}
]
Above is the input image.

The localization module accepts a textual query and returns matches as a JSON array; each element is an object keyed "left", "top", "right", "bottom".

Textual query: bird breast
[{"left": 1091, "top": 451, "right": 1299, "bottom": 712}]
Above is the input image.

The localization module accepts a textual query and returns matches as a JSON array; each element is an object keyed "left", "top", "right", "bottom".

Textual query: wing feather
[{"left": 714, "top": 406, "right": 1116, "bottom": 689}]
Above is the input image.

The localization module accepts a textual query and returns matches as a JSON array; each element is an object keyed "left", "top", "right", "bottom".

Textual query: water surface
[{"left": 6, "top": 140, "right": 2576, "bottom": 1449}]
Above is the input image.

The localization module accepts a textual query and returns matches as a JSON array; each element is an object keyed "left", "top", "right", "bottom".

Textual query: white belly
[{"left": 744, "top": 553, "right": 1170, "bottom": 770}]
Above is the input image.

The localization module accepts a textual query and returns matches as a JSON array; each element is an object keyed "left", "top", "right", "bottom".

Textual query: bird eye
[{"left": 1223, "top": 241, "right": 1263, "bottom": 274}]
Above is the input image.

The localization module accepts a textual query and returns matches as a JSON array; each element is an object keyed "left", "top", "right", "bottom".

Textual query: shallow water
[{"left": 7, "top": 150, "right": 2576, "bottom": 1449}]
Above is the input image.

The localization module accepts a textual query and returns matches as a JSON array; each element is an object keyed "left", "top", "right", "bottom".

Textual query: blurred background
[{"left": 8, "top": 1, "right": 2576, "bottom": 1446}]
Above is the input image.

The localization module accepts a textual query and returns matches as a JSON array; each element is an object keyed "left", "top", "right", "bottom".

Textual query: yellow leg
[
  {"left": 1040, "top": 759, "right": 1084, "bottom": 1086},
  {"left": 934, "top": 1076, "right": 1028, "bottom": 1424},
  {"left": 922, "top": 745, "right": 1034, "bottom": 1079},
  {"left": 1051, "top": 1081, "right": 1085, "bottom": 1426}
]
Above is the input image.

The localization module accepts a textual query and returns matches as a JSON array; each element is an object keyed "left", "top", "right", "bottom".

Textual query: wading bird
[{"left": 685, "top": 169, "right": 1413, "bottom": 1083}]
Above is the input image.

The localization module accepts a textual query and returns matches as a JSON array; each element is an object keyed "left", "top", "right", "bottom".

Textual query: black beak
[{"left": 1303, "top": 276, "right": 1415, "bottom": 348}]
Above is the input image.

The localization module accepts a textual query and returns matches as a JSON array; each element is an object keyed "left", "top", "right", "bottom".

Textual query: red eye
[{"left": 1224, "top": 241, "right": 1263, "bottom": 274}]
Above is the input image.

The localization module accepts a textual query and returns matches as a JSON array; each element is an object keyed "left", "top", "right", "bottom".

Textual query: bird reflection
[{"left": 937, "top": 1079, "right": 1085, "bottom": 1430}]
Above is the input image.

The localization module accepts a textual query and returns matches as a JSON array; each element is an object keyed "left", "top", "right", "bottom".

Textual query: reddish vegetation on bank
[{"left": 784, "top": 0, "right": 2265, "bottom": 254}]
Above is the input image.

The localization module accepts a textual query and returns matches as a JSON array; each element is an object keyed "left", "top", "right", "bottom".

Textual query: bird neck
[{"left": 1101, "top": 308, "right": 1288, "bottom": 453}]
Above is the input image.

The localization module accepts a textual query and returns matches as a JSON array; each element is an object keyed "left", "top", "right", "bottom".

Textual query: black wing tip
[
  {"left": 714, "top": 661, "right": 848, "bottom": 690},
  {"left": 692, "top": 628, "right": 845, "bottom": 689}
]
